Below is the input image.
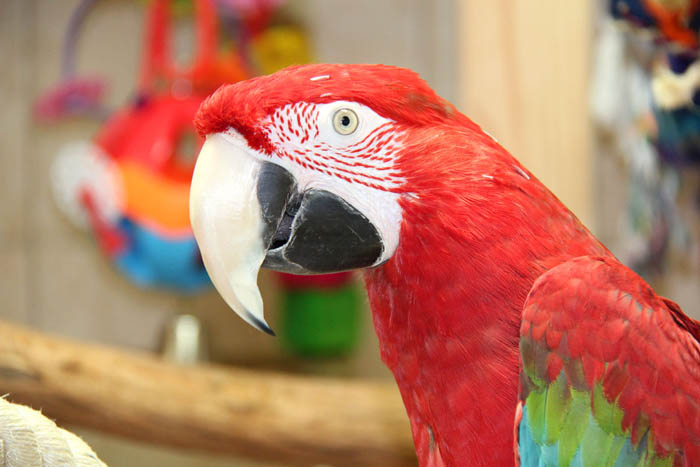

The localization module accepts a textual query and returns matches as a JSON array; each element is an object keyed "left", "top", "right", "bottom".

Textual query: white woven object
[
  {"left": 0, "top": 397, "right": 106, "bottom": 466},
  {"left": 50, "top": 141, "right": 123, "bottom": 230}
]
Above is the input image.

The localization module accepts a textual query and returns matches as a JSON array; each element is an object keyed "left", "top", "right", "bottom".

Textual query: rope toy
[{"left": 0, "top": 397, "right": 105, "bottom": 466}]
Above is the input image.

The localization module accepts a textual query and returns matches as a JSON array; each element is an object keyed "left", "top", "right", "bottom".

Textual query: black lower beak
[{"left": 256, "top": 163, "right": 384, "bottom": 274}]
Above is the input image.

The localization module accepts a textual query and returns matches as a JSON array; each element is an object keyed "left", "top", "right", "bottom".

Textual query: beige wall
[
  {"left": 456, "top": 1, "right": 700, "bottom": 317},
  {"left": 458, "top": 0, "right": 595, "bottom": 229}
]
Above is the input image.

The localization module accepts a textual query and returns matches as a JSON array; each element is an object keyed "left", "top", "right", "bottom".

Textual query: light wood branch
[{"left": 0, "top": 321, "right": 415, "bottom": 466}]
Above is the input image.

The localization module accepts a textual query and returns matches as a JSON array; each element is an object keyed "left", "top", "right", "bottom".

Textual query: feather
[{"left": 517, "top": 256, "right": 700, "bottom": 465}]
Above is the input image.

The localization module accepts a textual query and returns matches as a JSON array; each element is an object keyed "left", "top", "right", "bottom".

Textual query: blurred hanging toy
[
  {"left": 39, "top": 0, "right": 359, "bottom": 355},
  {"left": 33, "top": 0, "right": 108, "bottom": 121},
  {"left": 611, "top": 0, "right": 700, "bottom": 166},
  {"left": 249, "top": 24, "right": 312, "bottom": 75},
  {"left": 611, "top": 0, "right": 700, "bottom": 49},
  {"left": 592, "top": 9, "right": 688, "bottom": 276},
  {"left": 46, "top": 0, "right": 250, "bottom": 292},
  {"left": 594, "top": 0, "right": 700, "bottom": 276}
]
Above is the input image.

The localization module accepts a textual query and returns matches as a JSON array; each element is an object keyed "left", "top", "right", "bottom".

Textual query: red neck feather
[{"left": 364, "top": 122, "right": 609, "bottom": 465}]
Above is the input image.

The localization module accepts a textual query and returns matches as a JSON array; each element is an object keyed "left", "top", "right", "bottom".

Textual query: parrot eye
[{"left": 332, "top": 108, "right": 359, "bottom": 135}]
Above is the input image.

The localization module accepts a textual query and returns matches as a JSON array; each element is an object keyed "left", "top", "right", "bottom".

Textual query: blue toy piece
[{"left": 113, "top": 217, "right": 210, "bottom": 292}]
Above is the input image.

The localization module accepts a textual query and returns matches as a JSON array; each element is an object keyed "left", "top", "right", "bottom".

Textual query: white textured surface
[{"left": 0, "top": 397, "right": 106, "bottom": 466}]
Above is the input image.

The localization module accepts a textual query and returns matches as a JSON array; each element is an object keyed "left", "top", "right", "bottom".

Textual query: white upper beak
[{"left": 189, "top": 133, "right": 274, "bottom": 334}]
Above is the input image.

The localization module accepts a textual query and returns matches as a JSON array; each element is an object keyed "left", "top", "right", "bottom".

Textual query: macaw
[{"left": 188, "top": 64, "right": 700, "bottom": 466}]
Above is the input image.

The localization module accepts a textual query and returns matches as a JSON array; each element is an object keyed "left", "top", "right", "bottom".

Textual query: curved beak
[
  {"left": 190, "top": 132, "right": 383, "bottom": 335},
  {"left": 189, "top": 134, "right": 275, "bottom": 334}
]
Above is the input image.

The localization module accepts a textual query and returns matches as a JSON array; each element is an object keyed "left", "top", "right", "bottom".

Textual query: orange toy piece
[
  {"left": 644, "top": 0, "right": 700, "bottom": 49},
  {"left": 118, "top": 160, "right": 192, "bottom": 236}
]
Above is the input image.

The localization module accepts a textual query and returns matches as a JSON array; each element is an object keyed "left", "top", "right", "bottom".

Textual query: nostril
[
  {"left": 268, "top": 207, "right": 296, "bottom": 250},
  {"left": 270, "top": 237, "right": 288, "bottom": 250},
  {"left": 268, "top": 194, "right": 302, "bottom": 250}
]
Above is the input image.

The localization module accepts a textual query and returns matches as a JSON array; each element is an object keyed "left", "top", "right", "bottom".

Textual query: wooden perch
[{"left": 0, "top": 321, "right": 415, "bottom": 466}]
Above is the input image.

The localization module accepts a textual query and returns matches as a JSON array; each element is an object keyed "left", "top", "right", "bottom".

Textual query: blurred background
[{"left": 1, "top": 0, "right": 700, "bottom": 465}]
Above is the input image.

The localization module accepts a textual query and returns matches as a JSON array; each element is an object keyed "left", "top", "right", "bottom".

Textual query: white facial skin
[
  {"left": 190, "top": 100, "right": 406, "bottom": 332},
  {"left": 226, "top": 100, "right": 406, "bottom": 264}
]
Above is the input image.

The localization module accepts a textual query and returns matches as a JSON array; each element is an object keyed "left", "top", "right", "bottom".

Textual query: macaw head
[{"left": 190, "top": 63, "right": 497, "bottom": 334}]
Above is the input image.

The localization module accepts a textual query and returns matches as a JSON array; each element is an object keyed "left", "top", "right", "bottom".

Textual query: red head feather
[{"left": 195, "top": 63, "right": 476, "bottom": 153}]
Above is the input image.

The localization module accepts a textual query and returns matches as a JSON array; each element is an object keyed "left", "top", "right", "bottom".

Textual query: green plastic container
[{"left": 280, "top": 283, "right": 361, "bottom": 357}]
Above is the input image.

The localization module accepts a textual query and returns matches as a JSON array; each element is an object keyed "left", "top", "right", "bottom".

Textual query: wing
[{"left": 516, "top": 256, "right": 700, "bottom": 467}]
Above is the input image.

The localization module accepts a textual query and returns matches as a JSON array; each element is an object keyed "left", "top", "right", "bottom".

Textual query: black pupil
[{"left": 341, "top": 115, "right": 351, "bottom": 126}]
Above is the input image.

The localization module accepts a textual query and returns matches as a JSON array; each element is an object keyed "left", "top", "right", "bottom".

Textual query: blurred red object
[
  {"left": 34, "top": 76, "right": 106, "bottom": 122},
  {"left": 276, "top": 271, "right": 355, "bottom": 289}
]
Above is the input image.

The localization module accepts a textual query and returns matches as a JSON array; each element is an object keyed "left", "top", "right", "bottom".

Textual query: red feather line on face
[{"left": 259, "top": 102, "right": 406, "bottom": 192}]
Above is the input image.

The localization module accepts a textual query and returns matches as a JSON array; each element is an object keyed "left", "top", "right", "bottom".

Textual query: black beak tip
[{"left": 244, "top": 310, "right": 276, "bottom": 336}]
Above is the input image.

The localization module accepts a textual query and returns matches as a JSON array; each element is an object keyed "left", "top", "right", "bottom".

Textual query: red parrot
[{"left": 188, "top": 64, "right": 700, "bottom": 466}]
